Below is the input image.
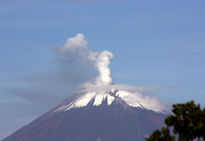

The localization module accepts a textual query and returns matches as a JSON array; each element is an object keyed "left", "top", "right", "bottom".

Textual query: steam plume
[
  {"left": 54, "top": 33, "right": 114, "bottom": 86},
  {"left": 94, "top": 51, "right": 114, "bottom": 85}
]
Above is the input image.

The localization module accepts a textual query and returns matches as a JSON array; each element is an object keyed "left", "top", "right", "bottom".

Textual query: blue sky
[{"left": 1, "top": 0, "right": 205, "bottom": 139}]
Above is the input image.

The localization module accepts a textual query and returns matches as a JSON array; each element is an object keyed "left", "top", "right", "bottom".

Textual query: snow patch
[{"left": 52, "top": 84, "right": 168, "bottom": 114}]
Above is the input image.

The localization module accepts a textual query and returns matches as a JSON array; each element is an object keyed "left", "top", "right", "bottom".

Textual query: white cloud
[{"left": 54, "top": 33, "right": 114, "bottom": 87}]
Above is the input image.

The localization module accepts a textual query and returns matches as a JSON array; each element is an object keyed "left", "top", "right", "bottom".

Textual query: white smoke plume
[
  {"left": 54, "top": 33, "right": 114, "bottom": 87},
  {"left": 95, "top": 51, "right": 114, "bottom": 86}
]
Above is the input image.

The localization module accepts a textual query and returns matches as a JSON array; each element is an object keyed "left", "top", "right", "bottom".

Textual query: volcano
[
  {"left": 3, "top": 33, "right": 168, "bottom": 141},
  {"left": 3, "top": 84, "right": 167, "bottom": 141}
]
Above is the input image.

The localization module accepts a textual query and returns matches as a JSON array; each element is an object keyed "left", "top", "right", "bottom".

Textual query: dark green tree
[
  {"left": 146, "top": 127, "right": 175, "bottom": 141},
  {"left": 146, "top": 101, "right": 205, "bottom": 141}
]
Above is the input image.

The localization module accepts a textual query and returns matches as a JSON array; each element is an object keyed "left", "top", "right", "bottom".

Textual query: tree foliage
[
  {"left": 146, "top": 100, "right": 205, "bottom": 141},
  {"left": 146, "top": 127, "right": 175, "bottom": 141}
]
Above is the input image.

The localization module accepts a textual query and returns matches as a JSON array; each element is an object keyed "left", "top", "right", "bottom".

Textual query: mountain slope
[{"left": 3, "top": 85, "right": 167, "bottom": 141}]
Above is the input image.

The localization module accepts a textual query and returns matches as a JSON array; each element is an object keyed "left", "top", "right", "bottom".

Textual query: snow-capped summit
[{"left": 53, "top": 84, "right": 167, "bottom": 114}]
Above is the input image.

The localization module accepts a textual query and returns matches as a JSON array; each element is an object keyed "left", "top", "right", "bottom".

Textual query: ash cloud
[
  {"left": 13, "top": 33, "right": 114, "bottom": 102},
  {"left": 54, "top": 33, "right": 114, "bottom": 87}
]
